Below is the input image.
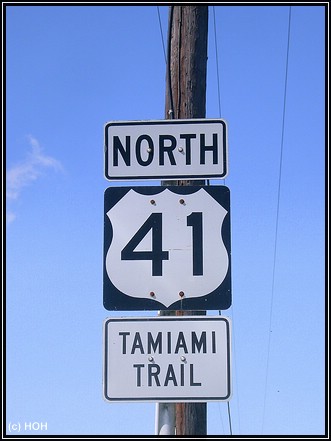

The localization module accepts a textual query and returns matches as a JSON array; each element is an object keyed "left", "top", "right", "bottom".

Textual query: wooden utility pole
[{"left": 163, "top": 5, "right": 208, "bottom": 436}]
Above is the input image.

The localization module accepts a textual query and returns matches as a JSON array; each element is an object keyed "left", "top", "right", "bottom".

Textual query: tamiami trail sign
[
  {"left": 103, "top": 316, "right": 231, "bottom": 403},
  {"left": 104, "top": 118, "right": 228, "bottom": 181}
]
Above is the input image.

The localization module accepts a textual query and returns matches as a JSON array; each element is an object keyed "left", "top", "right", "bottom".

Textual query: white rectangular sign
[
  {"left": 103, "top": 316, "right": 231, "bottom": 402},
  {"left": 104, "top": 119, "right": 228, "bottom": 180}
]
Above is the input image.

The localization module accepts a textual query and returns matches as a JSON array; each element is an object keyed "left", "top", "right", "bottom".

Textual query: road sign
[
  {"left": 104, "top": 119, "right": 228, "bottom": 180},
  {"left": 103, "top": 185, "right": 231, "bottom": 311},
  {"left": 103, "top": 316, "right": 231, "bottom": 403}
]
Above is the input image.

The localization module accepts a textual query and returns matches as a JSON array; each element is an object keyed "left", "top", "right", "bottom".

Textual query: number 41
[{"left": 121, "top": 212, "right": 203, "bottom": 276}]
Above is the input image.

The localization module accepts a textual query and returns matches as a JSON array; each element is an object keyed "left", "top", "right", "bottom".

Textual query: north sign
[
  {"left": 103, "top": 316, "right": 232, "bottom": 403},
  {"left": 104, "top": 119, "right": 228, "bottom": 180},
  {"left": 103, "top": 185, "right": 231, "bottom": 311}
]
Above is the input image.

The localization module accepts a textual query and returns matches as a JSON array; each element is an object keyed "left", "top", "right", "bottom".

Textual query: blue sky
[{"left": 4, "top": 3, "right": 326, "bottom": 437}]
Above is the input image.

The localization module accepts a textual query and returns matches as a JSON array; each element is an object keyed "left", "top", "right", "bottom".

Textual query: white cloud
[
  {"left": 6, "top": 136, "right": 63, "bottom": 223},
  {"left": 6, "top": 211, "right": 16, "bottom": 225}
]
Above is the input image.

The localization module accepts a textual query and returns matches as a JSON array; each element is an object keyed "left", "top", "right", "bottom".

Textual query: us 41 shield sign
[{"left": 103, "top": 185, "right": 231, "bottom": 311}]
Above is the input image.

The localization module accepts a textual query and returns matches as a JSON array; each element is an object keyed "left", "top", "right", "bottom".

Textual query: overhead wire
[
  {"left": 167, "top": 6, "right": 175, "bottom": 119},
  {"left": 261, "top": 6, "right": 292, "bottom": 434},
  {"left": 157, "top": 5, "right": 175, "bottom": 119},
  {"left": 212, "top": 7, "right": 226, "bottom": 191},
  {"left": 212, "top": 6, "right": 222, "bottom": 119},
  {"left": 157, "top": 6, "right": 167, "bottom": 63},
  {"left": 213, "top": 6, "right": 236, "bottom": 435}
]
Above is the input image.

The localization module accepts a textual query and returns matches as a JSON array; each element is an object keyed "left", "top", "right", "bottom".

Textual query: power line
[
  {"left": 166, "top": 6, "right": 175, "bottom": 119},
  {"left": 218, "top": 308, "right": 234, "bottom": 434},
  {"left": 214, "top": 6, "right": 238, "bottom": 433},
  {"left": 227, "top": 402, "right": 233, "bottom": 435},
  {"left": 157, "top": 5, "right": 174, "bottom": 119},
  {"left": 156, "top": 6, "right": 167, "bottom": 63},
  {"left": 261, "top": 6, "right": 292, "bottom": 434},
  {"left": 228, "top": 307, "right": 241, "bottom": 434},
  {"left": 212, "top": 6, "right": 222, "bottom": 119},
  {"left": 212, "top": 6, "right": 226, "bottom": 189}
]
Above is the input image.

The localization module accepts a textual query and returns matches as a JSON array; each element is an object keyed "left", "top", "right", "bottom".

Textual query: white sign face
[
  {"left": 103, "top": 316, "right": 231, "bottom": 402},
  {"left": 104, "top": 119, "right": 227, "bottom": 180},
  {"left": 103, "top": 186, "right": 231, "bottom": 311}
]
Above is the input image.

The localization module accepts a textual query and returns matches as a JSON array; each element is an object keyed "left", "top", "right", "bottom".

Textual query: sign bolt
[
  {"left": 150, "top": 200, "right": 156, "bottom": 205},
  {"left": 179, "top": 291, "right": 185, "bottom": 297},
  {"left": 150, "top": 291, "right": 155, "bottom": 297},
  {"left": 179, "top": 199, "right": 185, "bottom": 205},
  {"left": 148, "top": 356, "right": 154, "bottom": 362},
  {"left": 178, "top": 146, "right": 184, "bottom": 152},
  {"left": 180, "top": 356, "right": 186, "bottom": 362}
]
